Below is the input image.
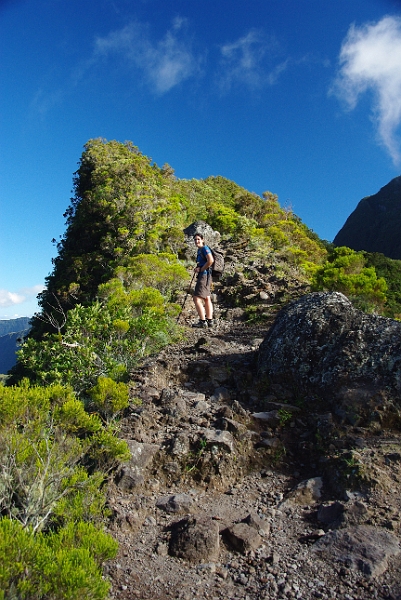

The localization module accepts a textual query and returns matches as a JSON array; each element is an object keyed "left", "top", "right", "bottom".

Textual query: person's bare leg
[
  {"left": 204, "top": 296, "right": 213, "bottom": 320},
  {"left": 193, "top": 296, "right": 206, "bottom": 320}
]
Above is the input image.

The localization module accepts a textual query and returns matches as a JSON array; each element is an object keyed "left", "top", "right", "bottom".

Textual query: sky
[{"left": 1, "top": 0, "right": 401, "bottom": 318}]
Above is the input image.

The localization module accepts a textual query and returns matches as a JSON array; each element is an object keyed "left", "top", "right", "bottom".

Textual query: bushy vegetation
[
  {"left": 15, "top": 292, "right": 180, "bottom": 394},
  {"left": 311, "top": 246, "right": 388, "bottom": 313},
  {"left": 0, "top": 381, "right": 128, "bottom": 598},
  {"left": 19, "top": 137, "right": 330, "bottom": 389},
  {"left": 0, "top": 519, "right": 117, "bottom": 600},
  {"left": 363, "top": 252, "right": 401, "bottom": 318},
  {"left": 30, "top": 139, "right": 328, "bottom": 332},
  {"left": 7, "top": 137, "right": 401, "bottom": 597}
]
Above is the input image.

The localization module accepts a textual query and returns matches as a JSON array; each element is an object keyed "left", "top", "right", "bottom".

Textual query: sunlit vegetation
[
  {"left": 5, "top": 138, "right": 401, "bottom": 596},
  {"left": 311, "top": 246, "right": 388, "bottom": 313},
  {"left": 0, "top": 381, "right": 128, "bottom": 598}
]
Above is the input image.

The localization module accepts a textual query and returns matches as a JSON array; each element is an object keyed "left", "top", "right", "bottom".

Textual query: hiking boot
[
  {"left": 206, "top": 319, "right": 214, "bottom": 328},
  {"left": 192, "top": 319, "right": 208, "bottom": 329}
]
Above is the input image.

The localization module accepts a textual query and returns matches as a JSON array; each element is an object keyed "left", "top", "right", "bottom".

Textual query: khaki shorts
[{"left": 194, "top": 273, "right": 212, "bottom": 299}]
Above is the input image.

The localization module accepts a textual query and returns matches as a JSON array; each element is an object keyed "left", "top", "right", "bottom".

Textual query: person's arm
[
  {"left": 195, "top": 247, "right": 214, "bottom": 273},
  {"left": 200, "top": 249, "right": 214, "bottom": 272}
]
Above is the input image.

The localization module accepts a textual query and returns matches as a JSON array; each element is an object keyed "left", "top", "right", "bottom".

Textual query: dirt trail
[{"left": 105, "top": 310, "right": 401, "bottom": 600}]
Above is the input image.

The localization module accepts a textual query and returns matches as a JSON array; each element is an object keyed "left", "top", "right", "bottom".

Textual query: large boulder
[
  {"left": 169, "top": 515, "right": 220, "bottom": 562},
  {"left": 183, "top": 221, "right": 221, "bottom": 262},
  {"left": 258, "top": 292, "right": 401, "bottom": 422},
  {"left": 312, "top": 525, "right": 400, "bottom": 577}
]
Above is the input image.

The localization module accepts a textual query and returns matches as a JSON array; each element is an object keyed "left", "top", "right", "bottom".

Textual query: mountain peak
[{"left": 333, "top": 175, "right": 401, "bottom": 259}]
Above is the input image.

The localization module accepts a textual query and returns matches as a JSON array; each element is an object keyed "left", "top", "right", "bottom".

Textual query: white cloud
[
  {"left": 0, "top": 290, "right": 25, "bottom": 308},
  {"left": 218, "top": 29, "right": 288, "bottom": 92},
  {"left": 94, "top": 18, "right": 203, "bottom": 94},
  {"left": 20, "top": 284, "right": 45, "bottom": 297},
  {"left": 333, "top": 16, "right": 401, "bottom": 166},
  {"left": 0, "top": 285, "right": 44, "bottom": 308},
  {"left": 31, "top": 88, "right": 63, "bottom": 118}
]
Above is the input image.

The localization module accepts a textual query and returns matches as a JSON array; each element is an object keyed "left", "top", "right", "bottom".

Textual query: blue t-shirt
[{"left": 197, "top": 245, "right": 212, "bottom": 275}]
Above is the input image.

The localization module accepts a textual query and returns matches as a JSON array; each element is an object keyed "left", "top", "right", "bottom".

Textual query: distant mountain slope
[
  {"left": 0, "top": 318, "right": 30, "bottom": 374},
  {"left": 0, "top": 317, "right": 30, "bottom": 336},
  {"left": 333, "top": 176, "right": 401, "bottom": 259}
]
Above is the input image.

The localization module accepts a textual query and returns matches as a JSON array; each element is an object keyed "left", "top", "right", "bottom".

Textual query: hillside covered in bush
[{"left": 3, "top": 138, "right": 401, "bottom": 598}]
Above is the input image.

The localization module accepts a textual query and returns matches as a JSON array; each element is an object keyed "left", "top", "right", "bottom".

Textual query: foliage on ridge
[
  {"left": 0, "top": 380, "right": 127, "bottom": 598},
  {"left": 34, "top": 139, "right": 327, "bottom": 323},
  {"left": 363, "top": 251, "right": 401, "bottom": 318},
  {"left": 311, "top": 246, "right": 388, "bottom": 313},
  {"left": 10, "top": 137, "right": 401, "bottom": 393},
  {"left": 5, "top": 138, "right": 401, "bottom": 596}
]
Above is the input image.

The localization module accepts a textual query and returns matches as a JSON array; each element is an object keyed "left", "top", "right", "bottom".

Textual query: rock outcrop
[
  {"left": 105, "top": 276, "right": 401, "bottom": 598},
  {"left": 258, "top": 291, "right": 401, "bottom": 426},
  {"left": 182, "top": 221, "right": 222, "bottom": 263},
  {"left": 313, "top": 525, "right": 400, "bottom": 578},
  {"left": 333, "top": 175, "right": 401, "bottom": 259}
]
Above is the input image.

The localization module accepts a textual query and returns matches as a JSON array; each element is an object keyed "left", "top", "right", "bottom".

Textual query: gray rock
[
  {"left": 220, "top": 417, "right": 246, "bottom": 434},
  {"left": 252, "top": 410, "right": 280, "bottom": 426},
  {"left": 258, "top": 291, "right": 401, "bottom": 420},
  {"left": 163, "top": 461, "right": 181, "bottom": 475},
  {"left": 193, "top": 400, "right": 211, "bottom": 412},
  {"left": 283, "top": 477, "right": 323, "bottom": 506},
  {"left": 156, "top": 542, "right": 169, "bottom": 556},
  {"left": 183, "top": 221, "right": 221, "bottom": 262},
  {"left": 223, "top": 522, "right": 263, "bottom": 554},
  {"left": 257, "top": 437, "right": 281, "bottom": 449},
  {"left": 116, "top": 441, "right": 159, "bottom": 491},
  {"left": 115, "top": 466, "right": 145, "bottom": 491},
  {"left": 182, "top": 391, "right": 207, "bottom": 401},
  {"left": 317, "top": 501, "right": 345, "bottom": 525},
  {"left": 171, "top": 433, "right": 191, "bottom": 457},
  {"left": 210, "top": 386, "right": 231, "bottom": 403},
  {"left": 127, "top": 440, "right": 159, "bottom": 467},
  {"left": 312, "top": 525, "right": 400, "bottom": 577},
  {"left": 169, "top": 515, "right": 220, "bottom": 562},
  {"left": 243, "top": 512, "right": 271, "bottom": 536},
  {"left": 165, "top": 397, "right": 188, "bottom": 417},
  {"left": 340, "top": 500, "right": 371, "bottom": 527},
  {"left": 156, "top": 493, "right": 193, "bottom": 514},
  {"left": 202, "top": 429, "right": 234, "bottom": 453}
]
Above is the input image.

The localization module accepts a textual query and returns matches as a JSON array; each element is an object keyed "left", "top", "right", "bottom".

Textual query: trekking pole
[{"left": 176, "top": 270, "right": 196, "bottom": 323}]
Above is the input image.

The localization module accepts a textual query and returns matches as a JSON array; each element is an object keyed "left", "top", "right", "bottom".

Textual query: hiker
[{"left": 192, "top": 233, "right": 214, "bottom": 328}]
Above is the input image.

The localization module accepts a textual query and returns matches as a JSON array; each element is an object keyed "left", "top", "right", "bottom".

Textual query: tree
[
  {"left": 16, "top": 284, "right": 181, "bottom": 393},
  {"left": 0, "top": 381, "right": 129, "bottom": 598},
  {"left": 311, "top": 246, "right": 387, "bottom": 311},
  {"left": 32, "top": 139, "right": 189, "bottom": 338}
]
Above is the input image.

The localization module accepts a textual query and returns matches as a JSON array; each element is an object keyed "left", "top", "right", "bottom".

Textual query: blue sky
[{"left": 1, "top": 0, "right": 401, "bottom": 318}]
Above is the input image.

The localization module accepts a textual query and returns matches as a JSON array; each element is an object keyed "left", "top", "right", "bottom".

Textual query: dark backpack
[{"left": 202, "top": 246, "right": 225, "bottom": 281}]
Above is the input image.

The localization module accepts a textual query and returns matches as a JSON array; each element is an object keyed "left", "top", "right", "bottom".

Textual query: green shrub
[
  {"left": 0, "top": 518, "right": 117, "bottom": 600},
  {"left": 0, "top": 382, "right": 128, "bottom": 532},
  {"left": 87, "top": 377, "right": 129, "bottom": 422},
  {"left": 208, "top": 202, "right": 239, "bottom": 234},
  {"left": 363, "top": 251, "right": 401, "bottom": 318},
  {"left": 16, "top": 291, "right": 181, "bottom": 394},
  {"left": 311, "top": 246, "right": 387, "bottom": 310},
  {"left": 114, "top": 253, "right": 188, "bottom": 297},
  {"left": 88, "top": 426, "right": 131, "bottom": 470}
]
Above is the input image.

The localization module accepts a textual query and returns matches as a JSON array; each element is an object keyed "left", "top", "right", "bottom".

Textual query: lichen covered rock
[{"left": 258, "top": 292, "right": 401, "bottom": 423}]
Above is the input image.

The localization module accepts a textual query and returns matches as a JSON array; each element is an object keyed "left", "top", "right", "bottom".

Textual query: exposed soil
[{"left": 104, "top": 310, "right": 401, "bottom": 600}]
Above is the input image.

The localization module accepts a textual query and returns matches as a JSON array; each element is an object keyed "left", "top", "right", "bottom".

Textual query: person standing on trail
[{"left": 192, "top": 233, "right": 214, "bottom": 328}]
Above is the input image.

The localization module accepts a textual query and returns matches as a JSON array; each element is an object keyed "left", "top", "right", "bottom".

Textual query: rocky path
[{"left": 104, "top": 309, "right": 401, "bottom": 600}]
